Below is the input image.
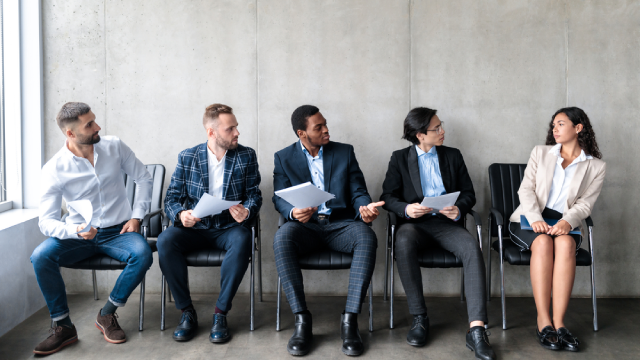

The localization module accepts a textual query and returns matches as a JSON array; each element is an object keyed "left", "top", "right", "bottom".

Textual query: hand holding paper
[
  {"left": 191, "top": 193, "right": 241, "bottom": 218},
  {"left": 68, "top": 200, "right": 93, "bottom": 233},
  {"left": 420, "top": 191, "right": 460, "bottom": 211},
  {"left": 275, "top": 182, "right": 335, "bottom": 209}
]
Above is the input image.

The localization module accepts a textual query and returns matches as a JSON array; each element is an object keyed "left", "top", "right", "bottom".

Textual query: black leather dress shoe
[
  {"left": 536, "top": 325, "right": 561, "bottom": 350},
  {"left": 557, "top": 327, "right": 579, "bottom": 352},
  {"left": 209, "top": 313, "right": 230, "bottom": 343},
  {"left": 406, "top": 315, "right": 429, "bottom": 347},
  {"left": 173, "top": 309, "right": 198, "bottom": 341},
  {"left": 466, "top": 326, "right": 496, "bottom": 360},
  {"left": 287, "top": 313, "right": 313, "bottom": 356},
  {"left": 341, "top": 312, "right": 364, "bottom": 356}
]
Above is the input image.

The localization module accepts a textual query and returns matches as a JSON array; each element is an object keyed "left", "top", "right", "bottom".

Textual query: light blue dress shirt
[
  {"left": 406, "top": 145, "right": 459, "bottom": 221},
  {"left": 289, "top": 141, "right": 332, "bottom": 220}
]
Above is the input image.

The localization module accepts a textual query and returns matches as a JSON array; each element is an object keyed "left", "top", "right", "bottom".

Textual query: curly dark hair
[
  {"left": 291, "top": 105, "right": 320, "bottom": 137},
  {"left": 545, "top": 107, "right": 602, "bottom": 159}
]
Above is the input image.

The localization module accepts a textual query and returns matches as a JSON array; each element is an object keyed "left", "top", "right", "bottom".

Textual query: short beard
[
  {"left": 77, "top": 133, "right": 101, "bottom": 145},
  {"left": 216, "top": 137, "right": 238, "bottom": 150}
]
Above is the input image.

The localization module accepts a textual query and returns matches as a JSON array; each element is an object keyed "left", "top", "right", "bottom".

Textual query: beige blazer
[{"left": 510, "top": 145, "right": 606, "bottom": 229}]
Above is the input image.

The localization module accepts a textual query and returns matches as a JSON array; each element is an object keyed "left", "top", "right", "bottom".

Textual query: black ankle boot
[
  {"left": 287, "top": 313, "right": 313, "bottom": 356},
  {"left": 466, "top": 326, "right": 496, "bottom": 360},
  {"left": 341, "top": 312, "right": 363, "bottom": 356},
  {"left": 406, "top": 314, "right": 429, "bottom": 347}
]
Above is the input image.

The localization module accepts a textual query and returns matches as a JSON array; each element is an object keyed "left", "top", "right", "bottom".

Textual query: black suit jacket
[
  {"left": 380, "top": 145, "right": 476, "bottom": 223},
  {"left": 273, "top": 141, "right": 372, "bottom": 223}
]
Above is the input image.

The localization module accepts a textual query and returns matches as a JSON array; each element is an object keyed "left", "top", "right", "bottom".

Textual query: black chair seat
[
  {"left": 492, "top": 239, "right": 592, "bottom": 266},
  {"left": 65, "top": 240, "right": 157, "bottom": 270},
  {"left": 299, "top": 250, "right": 352, "bottom": 270},
  {"left": 185, "top": 249, "right": 226, "bottom": 267},
  {"left": 417, "top": 247, "right": 462, "bottom": 268}
]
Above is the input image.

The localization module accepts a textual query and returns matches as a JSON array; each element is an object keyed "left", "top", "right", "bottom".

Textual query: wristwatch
[{"left": 135, "top": 218, "right": 142, "bottom": 224}]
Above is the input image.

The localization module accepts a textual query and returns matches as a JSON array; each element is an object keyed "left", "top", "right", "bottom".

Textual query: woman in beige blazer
[{"left": 509, "top": 107, "right": 605, "bottom": 352}]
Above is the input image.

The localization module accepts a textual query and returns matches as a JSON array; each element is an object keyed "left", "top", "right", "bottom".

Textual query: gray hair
[{"left": 56, "top": 102, "right": 91, "bottom": 132}]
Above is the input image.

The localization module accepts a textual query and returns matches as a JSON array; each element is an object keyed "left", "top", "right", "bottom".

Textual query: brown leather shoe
[
  {"left": 95, "top": 309, "right": 126, "bottom": 344},
  {"left": 33, "top": 325, "right": 78, "bottom": 355}
]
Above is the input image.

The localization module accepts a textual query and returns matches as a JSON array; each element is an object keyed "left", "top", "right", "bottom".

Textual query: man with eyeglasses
[{"left": 380, "top": 107, "right": 496, "bottom": 360}]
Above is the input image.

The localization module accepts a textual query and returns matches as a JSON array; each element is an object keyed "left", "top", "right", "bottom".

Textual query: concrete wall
[
  {"left": 0, "top": 211, "right": 47, "bottom": 337},
  {"left": 41, "top": 0, "right": 640, "bottom": 298}
]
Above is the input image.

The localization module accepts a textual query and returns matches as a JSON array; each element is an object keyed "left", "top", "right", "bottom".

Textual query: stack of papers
[
  {"left": 275, "top": 182, "right": 335, "bottom": 209},
  {"left": 420, "top": 191, "right": 460, "bottom": 211}
]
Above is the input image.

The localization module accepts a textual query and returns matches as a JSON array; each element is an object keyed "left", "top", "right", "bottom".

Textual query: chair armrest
[
  {"left": 141, "top": 209, "right": 163, "bottom": 228},
  {"left": 161, "top": 209, "right": 171, "bottom": 228},
  {"left": 388, "top": 212, "right": 398, "bottom": 227},
  {"left": 278, "top": 214, "right": 286, "bottom": 228},
  {"left": 245, "top": 213, "right": 259, "bottom": 229},
  {"left": 466, "top": 209, "right": 482, "bottom": 227},
  {"left": 585, "top": 216, "right": 594, "bottom": 227},
  {"left": 489, "top": 207, "right": 504, "bottom": 226}
]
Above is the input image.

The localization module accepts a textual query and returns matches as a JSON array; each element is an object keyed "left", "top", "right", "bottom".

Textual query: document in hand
[
  {"left": 520, "top": 215, "right": 581, "bottom": 235},
  {"left": 68, "top": 200, "right": 93, "bottom": 233},
  {"left": 275, "top": 182, "right": 336, "bottom": 209},
  {"left": 420, "top": 191, "right": 460, "bottom": 211},
  {"left": 191, "top": 193, "right": 241, "bottom": 218}
]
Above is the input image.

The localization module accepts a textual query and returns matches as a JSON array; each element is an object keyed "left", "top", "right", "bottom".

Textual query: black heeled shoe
[
  {"left": 536, "top": 325, "right": 561, "bottom": 351},
  {"left": 557, "top": 327, "right": 580, "bottom": 352}
]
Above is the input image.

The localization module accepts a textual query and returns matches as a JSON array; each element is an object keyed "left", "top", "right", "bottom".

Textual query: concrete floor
[{"left": 1, "top": 294, "right": 638, "bottom": 360}]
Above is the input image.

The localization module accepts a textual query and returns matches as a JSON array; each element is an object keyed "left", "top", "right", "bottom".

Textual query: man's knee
[
  {"left": 129, "top": 237, "right": 153, "bottom": 269},
  {"left": 30, "top": 238, "right": 57, "bottom": 266},
  {"left": 229, "top": 226, "right": 252, "bottom": 255},
  {"left": 352, "top": 223, "right": 378, "bottom": 250},
  {"left": 273, "top": 222, "right": 300, "bottom": 251},
  {"left": 157, "top": 227, "right": 181, "bottom": 254},
  {"left": 395, "top": 225, "right": 420, "bottom": 250}
]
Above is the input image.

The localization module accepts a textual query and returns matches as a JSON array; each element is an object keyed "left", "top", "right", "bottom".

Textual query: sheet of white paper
[
  {"left": 191, "top": 193, "right": 241, "bottom": 218},
  {"left": 275, "top": 182, "right": 336, "bottom": 209},
  {"left": 420, "top": 191, "right": 460, "bottom": 211},
  {"left": 68, "top": 200, "right": 93, "bottom": 233}
]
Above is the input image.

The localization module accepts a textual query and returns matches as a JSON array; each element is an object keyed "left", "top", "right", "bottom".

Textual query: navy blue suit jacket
[{"left": 272, "top": 141, "right": 372, "bottom": 223}]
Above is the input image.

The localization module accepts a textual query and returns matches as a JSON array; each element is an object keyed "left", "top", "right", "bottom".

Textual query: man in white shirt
[
  {"left": 157, "top": 103, "right": 262, "bottom": 344},
  {"left": 30, "top": 102, "right": 154, "bottom": 355}
]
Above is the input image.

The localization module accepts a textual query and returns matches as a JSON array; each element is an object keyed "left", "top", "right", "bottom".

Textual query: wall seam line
[
  {"left": 103, "top": 0, "right": 108, "bottom": 134},
  {"left": 256, "top": 0, "right": 259, "bottom": 157},
  {"left": 564, "top": 0, "right": 569, "bottom": 106},
  {"left": 409, "top": 0, "right": 412, "bottom": 110}
]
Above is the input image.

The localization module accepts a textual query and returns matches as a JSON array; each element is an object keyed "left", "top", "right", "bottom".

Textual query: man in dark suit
[
  {"left": 272, "top": 105, "right": 384, "bottom": 357},
  {"left": 381, "top": 107, "right": 495, "bottom": 360},
  {"left": 157, "top": 104, "right": 262, "bottom": 344}
]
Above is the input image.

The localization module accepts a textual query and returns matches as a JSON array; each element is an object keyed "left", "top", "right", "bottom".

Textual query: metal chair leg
[
  {"left": 460, "top": 269, "right": 465, "bottom": 302},
  {"left": 51, "top": 320, "right": 54, "bottom": 328},
  {"left": 250, "top": 227, "right": 256, "bottom": 331},
  {"left": 161, "top": 275, "right": 166, "bottom": 331},
  {"left": 588, "top": 226, "right": 598, "bottom": 331},
  {"left": 368, "top": 280, "right": 373, "bottom": 332},
  {"left": 168, "top": 285, "right": 172, "bottom": 303},
  {"left": 257, "top": 220, "right": 263, "bottom": 302},
  {"left": 390, "top": 225, "right": 395, "bottom": 329},
  {"left": 498, "top": 227, "right": 506, "bottom": 330},
  {"left": 384, "top": 246, "right": 389, "bottom": 301},
  {"left": 92, "top": 270, "right": 99, "bottom": 300},
  {"left": 139, "top": 276, "right": 145, "bottom": 331},
  {"left": 486, "top": 216, "right": 492, "bottom": 302},
  {"left": 276, "top": 276, "right": 282, "bottom": 331}
]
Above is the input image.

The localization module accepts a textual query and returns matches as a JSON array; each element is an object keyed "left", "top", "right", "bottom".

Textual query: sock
[
  {"left": 214, "top": 306, "right": 227, "bottom": 315},
  {"left": 101, "top": 301, "right": 118, "bottom": 316},
  {"left": 181, "top": 304, "right": 195, "bottom": 313},
  {"left": 56, "top": 315, "right": 73, "bottom": 328},
  {"left": 295, "top": 309, "right": 311, "bottom": 315}
]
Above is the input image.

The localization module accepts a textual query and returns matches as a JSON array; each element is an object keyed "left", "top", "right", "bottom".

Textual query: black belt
[{"left": 317, "top": 214, "right": 329, "bottom": 220}]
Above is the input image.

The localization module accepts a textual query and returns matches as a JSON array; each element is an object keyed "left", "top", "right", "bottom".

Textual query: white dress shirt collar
[{"left": 549, "top": 143, "right": 593, "bottom": 165}]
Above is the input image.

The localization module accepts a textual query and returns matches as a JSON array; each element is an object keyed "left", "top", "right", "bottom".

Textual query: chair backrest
[
  {"left": 123, "top": 164, "right": 165, "bottom": 237},
  {"left": 488, "top": 163, "right": 526, "bottom": 237}
]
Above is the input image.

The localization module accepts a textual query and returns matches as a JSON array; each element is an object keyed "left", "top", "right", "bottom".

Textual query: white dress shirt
[
  {"left": 39, "top": 136, "right": 153, "bottom": 239},
  {"left": 207, "top": 146, "right": 226, "bottom": 199},
  {"left": 545, "top": 144, "right": 593, "bottom": 213}
]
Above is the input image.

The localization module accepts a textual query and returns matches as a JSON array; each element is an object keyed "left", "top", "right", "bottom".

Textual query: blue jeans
[
  {"left": 30, "top": 223, "right": 153, "bottom": 321},
  {"left": 157, "top": 225, "right": 252, "bottom": 312}
]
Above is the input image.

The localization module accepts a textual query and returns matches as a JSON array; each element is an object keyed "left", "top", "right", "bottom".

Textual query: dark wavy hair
[
  {"left": 402, "top": 107, "right": 437, "bottom": 145},
  {"left": 546, "top": 107, "right": 602, "bottom": 159}
]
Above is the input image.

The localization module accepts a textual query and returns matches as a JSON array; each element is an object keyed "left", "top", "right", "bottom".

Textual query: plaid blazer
[{"left": 164, "top": 142, "right": 262, "bottom": 230}]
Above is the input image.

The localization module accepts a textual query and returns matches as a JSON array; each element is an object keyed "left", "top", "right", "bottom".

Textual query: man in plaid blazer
[
  {"left": 273, "top": 105, "right": 384, "bottom": 357},
  {"left": 157, "top": 104, "right": 262, "bottom": 345}
]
